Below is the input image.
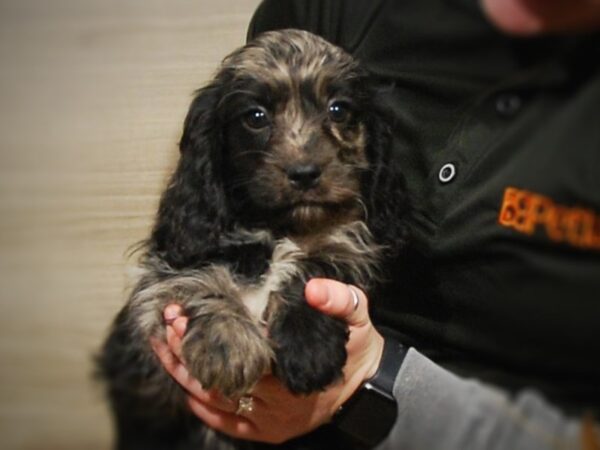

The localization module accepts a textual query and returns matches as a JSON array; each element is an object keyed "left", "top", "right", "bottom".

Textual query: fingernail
[{"left": 164, "top": 304, "right": 181, "bottom": 323}]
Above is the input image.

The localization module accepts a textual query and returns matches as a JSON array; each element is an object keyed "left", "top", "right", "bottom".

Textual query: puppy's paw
[
  {"left": 181, "top": 314, "right": 273, "bottom": 398},
  {"left": 271, "top": 307, "right": 349, "bottom": 394}
]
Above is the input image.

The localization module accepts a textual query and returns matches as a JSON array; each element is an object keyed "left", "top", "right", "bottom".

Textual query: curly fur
[{"left": 98, "top": 29, "right": 408, "bottom": 450}]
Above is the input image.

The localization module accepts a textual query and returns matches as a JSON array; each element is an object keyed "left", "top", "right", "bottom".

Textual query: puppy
[{"left": 99, "top": 29, "right": 408, "bottom": 450}]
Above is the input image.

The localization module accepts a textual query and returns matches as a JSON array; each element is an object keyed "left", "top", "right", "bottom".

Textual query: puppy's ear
[
  {"left": 362, "top": 83, "right": 410, "bottom": 254},
  {"left": 149, "top": 82, "right": 230, "bottom": 268}
]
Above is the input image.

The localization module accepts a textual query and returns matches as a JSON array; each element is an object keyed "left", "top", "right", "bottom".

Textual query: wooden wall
[{"left": 0, "top": 1, "right": 260, "bottom": 448}]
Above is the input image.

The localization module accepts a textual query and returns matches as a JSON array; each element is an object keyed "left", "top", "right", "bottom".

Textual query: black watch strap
[{"left": 333, "top": 335, "right": 407, "bottom": 448}]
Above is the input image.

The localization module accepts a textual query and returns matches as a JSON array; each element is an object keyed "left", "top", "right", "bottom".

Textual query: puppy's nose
[{"left": 286, "top": 164, "right": 322, "bottom": 190}]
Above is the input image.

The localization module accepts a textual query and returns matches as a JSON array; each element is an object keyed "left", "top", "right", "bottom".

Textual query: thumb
[{"left": 305, "top": 278, "right": 370, "bottom": 327}]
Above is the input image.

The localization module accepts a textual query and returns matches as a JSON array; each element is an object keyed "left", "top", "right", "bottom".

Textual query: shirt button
[
  {"left": 438, "top": 163, "right": 456, "bottom": 184},
  {"left": 495, "top": 93, "right": 522, "bottom": 117}
]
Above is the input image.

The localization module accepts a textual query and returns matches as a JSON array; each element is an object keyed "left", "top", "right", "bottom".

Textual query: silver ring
[
  {"left": 348, "top": 285, "right": 360, "bottom": 311},
  {"left": 236, "top": 395, "right": 254, "bottom": 416}
]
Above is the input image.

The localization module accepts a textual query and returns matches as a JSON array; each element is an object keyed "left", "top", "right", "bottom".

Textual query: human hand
[
  {"left": 480, "top": 0, "right": 600, "bottom": 35},
  {"left": 151, "top": 278, "right": 384, "bottom": 444}
]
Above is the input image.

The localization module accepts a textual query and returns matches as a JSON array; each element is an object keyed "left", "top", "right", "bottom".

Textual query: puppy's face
[{"left": 216, "top": 31, "right": 370, "bottom": 233}]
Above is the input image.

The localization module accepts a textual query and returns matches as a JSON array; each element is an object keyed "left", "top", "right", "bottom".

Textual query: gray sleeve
[{"left": 376, "top": 348, "right": 584, "bottom": 450}]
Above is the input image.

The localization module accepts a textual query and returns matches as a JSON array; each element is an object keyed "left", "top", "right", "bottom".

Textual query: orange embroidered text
[{"left": 498, "top": 187, "right": 600, "bottom": 251}]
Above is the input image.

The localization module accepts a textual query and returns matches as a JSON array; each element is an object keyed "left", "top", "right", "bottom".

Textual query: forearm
[{"left": 378, "top": 349, "right": 588, "bottom": 450}]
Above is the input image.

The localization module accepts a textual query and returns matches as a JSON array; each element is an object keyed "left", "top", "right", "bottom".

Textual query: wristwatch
[{"left": 333, "top": 334, "right": 407, "bottom": 448}]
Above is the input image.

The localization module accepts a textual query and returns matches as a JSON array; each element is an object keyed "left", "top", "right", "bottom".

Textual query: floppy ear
[
  {"left": 361, "top": 84, "right": 410, "bottom": 254},
  {"left": 149, "top": 81, "right": 231, "bottom": 269}
]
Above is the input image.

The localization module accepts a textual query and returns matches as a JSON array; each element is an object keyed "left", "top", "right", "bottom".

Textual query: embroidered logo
[{"left": 498, "top": 187, "right": 600, "bottom": 250}]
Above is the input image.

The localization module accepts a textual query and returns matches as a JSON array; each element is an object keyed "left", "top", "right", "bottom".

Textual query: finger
[
  {"left": 153, "top": 336, "right": 240, "bottom": 412},
  {"left": 150, "top": 337, "right": 181, "bottom": 373},
  {"left": 166, "top": 323, "right": 185, "bottom": 360},
  {"left": 190, "top": 389, "right": 241, "bottom": 414},
  {"left": 188, "top": 396, "right": 258, "bottom": 440},
  {"left": 304, "top": 278, "right": 370, "bottom": 327},
  {"left": 172, "top": 316, "right": 188, "bottom": 339},
  {"left": 163, "top": 303, "right": 183, "bottom": 325},
  {"left": 151, "top": 337, "right": 196, "bottom": 390},
  {"left": 152, "top": 337, "right": 203, "bottom": 396}
]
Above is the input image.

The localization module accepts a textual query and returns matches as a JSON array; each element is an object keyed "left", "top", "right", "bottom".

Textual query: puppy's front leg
[
  {"left": 131, "top": 265, "right": 273, "bottom": 398},
  {"left": 268, "top": 278, "right": 349, "bottom": 394},
  {"left": 181, "top": 291, "right": 273, "bottom": 398}
]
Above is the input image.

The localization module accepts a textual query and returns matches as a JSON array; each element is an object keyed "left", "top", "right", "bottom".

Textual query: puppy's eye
[
  {"left": 243, "top": 108, "right": 270, "bottom": 130},
  {"left": 328, "top": 101, "right": 353, "bottom": 123}
]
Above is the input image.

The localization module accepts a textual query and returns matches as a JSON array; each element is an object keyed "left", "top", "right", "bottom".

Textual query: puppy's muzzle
[{"left": 286, "top": 163, "right": 322, "bottom": 190}]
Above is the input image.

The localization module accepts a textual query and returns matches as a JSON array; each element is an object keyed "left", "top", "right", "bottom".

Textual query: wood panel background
[{"left": 0, "top": 1, "right": 260, "bottom": 448}]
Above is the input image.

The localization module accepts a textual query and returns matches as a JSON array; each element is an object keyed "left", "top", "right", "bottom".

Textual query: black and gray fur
[{"left": 98, "top": 29, "right": 408, "bottom": 450}]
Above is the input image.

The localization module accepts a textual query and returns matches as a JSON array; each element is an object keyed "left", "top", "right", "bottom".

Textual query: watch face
[{"left": 335, "top": 385, "right": 398, "bottom": 446}]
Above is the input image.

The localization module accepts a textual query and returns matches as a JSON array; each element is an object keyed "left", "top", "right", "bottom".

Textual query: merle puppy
[{"left": 99, "top": 29, "right": 407, "bottom": 450}]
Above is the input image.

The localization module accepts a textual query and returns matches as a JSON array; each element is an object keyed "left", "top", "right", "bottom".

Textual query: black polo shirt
[{"left": 248, "top": 0, "right": 600, "bottom": 413}]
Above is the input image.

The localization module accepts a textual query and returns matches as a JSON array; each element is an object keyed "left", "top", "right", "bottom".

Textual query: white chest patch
[{"left": 240, "top": 239, "right": 304, "bottom": 321}]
